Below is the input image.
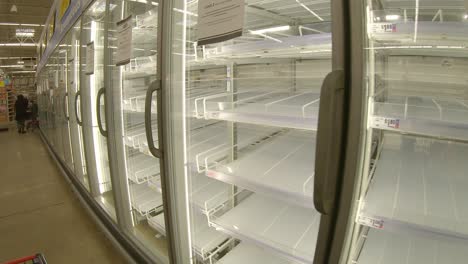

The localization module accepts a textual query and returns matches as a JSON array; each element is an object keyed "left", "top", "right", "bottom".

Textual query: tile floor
[{"left": 0, "top": 128, "right": 125, "bottom": 263}]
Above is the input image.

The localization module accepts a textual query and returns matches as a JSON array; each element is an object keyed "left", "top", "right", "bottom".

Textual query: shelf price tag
[
  {"left": 197, "top": 0, "right": 245, "bottom": 45},
  {"left": 370, "top": 23, "right": 396, "bottom": 33},
  {"left": 358, "top": 215, "right": 384, "bottom": 229},
  {"left": 116, "top": 16, "right": 133, "bottom": 66},
  {"left": 373, "top": 116, "right": 400, "bottom": 129}
]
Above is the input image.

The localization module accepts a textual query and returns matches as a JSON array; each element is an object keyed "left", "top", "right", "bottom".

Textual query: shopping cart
[{"left": 2, "top": 253, "right": 47, "bottom": 264}]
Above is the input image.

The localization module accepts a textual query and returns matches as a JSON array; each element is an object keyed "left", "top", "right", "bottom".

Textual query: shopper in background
[{"left": 15, "top": 95, "right": 27, "bottom": 134}]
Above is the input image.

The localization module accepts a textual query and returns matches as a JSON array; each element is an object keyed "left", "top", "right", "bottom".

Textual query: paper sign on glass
[
  {"left": 197, "top": 0, "right": 245, "bottom": 45},
  {"left": 85, "top": 41, "right": 94, "bottom": 75},
  {"left": 116, "top": 16, "right": 133, "bottom": 66}
]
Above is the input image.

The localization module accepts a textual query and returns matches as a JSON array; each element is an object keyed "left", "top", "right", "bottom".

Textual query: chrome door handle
[
  {"left": 145, "top": 80, "right": 162, "bottom": 158},
  {"left": 96, "top": 87, "right": 108, "bottom": 137},
  {"left": 314, "top": 70, "right": 345, "bottom": 215},
  {"left": 63, "top": 92, "right": 69, "bottom": 121},
  {"left": 75, "top": 91, "right": 83, "bottom": 126}
]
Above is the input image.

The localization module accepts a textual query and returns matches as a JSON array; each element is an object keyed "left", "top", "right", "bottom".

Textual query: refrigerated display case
[
  {"left": 165, "top": 0, "right": 347, "bottom": 263},
  {"left": 344, "top": 1, "right": 468, "bottom": 263},
  {"left": 80, "top": 0, "right": 117, "bottom": 218},
  {"left": 65, "top": 21, "right": 91, "bottom": 191}
]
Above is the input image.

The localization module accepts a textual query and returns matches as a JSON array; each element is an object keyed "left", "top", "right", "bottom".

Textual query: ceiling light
[
  {"left": 464, "top": 14, "right": 468, "bottom": 19},
  {"left": 250, "top": 25, "right": 291, "bottom": 35},
  {"left": 10, "top": 4, "right": 17, "bottom": 13},
  {"left": 295, "top": 0, "right": 324, "bottom": 21},
  {"left": 16, "top": 28, "right": 35, "bottom": 37},
  {"left": 17, "top": 61, "right": 24, "bottom": 64},
  {"left": 385, "top": 14, "right": 400, "bottom": 21},
  {"left": 0, "top": 43, "right": 37, "bottom": 47}
]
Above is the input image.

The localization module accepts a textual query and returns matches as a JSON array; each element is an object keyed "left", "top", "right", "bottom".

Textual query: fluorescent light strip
[
  {"left": 0, "top": 22, "right": 43, "bottom": 27},
  {"left": 414, "top": 0, "right": 419, "bottom": 42},
  {"left": 248, "top": 30, "right": 282, "bottom": 43},
  {"left": 295, "top": 0, "right": 324, "bottom": 21},
  {"left": 0, "top": 65, "right": 26, "bottom": 68},
  {"left": 0, "top": 43, "right": 36, "bottom": 47},
  {"left": 250, "top": 25, "right": 290, "bottom": 34},
  {"left": 9, "top": 71, "right": 35, "bottom": 73}
]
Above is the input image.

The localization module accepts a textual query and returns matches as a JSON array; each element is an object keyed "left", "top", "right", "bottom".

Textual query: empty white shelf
[
  {"left": 370, "top": 21, "right": 468, "bottom": 46},
  {"left": 124, "top": 124, "right": 159, "bottom": 155},
  {"left": 189, "top": 122, "right": 279, "bottom": 171},
  {"left": 210, "top": 193, "right": 320, "bottom": 264},
  {"left": 127, "top": 153, "right": 159, "bottom": 184},
  {"left": 218, "top": 242, "right": 295, "bottom": 264},
  {"left": 356, "top": 228, "right": 468, "bottom": 264},
  {"left": 359, "top": 134, "right": 468, "bottom": 237},
  {"left": 197, "top": 90, "right": 320, "bottom": 130},
  {"left": 148, "top": 213, "right": 166, "bottom": 236},
  {"left": 371, "top": 95, "right": 468, "bottom": 140},
  {"left": 148, "top": 211, "right": 232, "bottom": 262},
  {"left": 147, "top": 175, "right": 162, "bottom": 193},
  {"left": 130, "top": 183, "right": 163, "bottom": 216},
  {"left": 190, "top": 173, "right": 231, "bottom": 214},
  {"left": 206, "top": 130, "right": 315, "bottom": 208}
]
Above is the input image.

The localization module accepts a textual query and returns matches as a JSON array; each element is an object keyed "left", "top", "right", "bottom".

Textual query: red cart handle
[{"left": 3, "top": 255, "right": 36, "bottom": 264}]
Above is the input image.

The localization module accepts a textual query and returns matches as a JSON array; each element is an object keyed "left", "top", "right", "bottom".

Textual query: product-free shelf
[
  {"left": 371, "top": 95, "right": 468, "bottom": 141},
  {"left": 127, "top": 153, "right": 159, "bottom": 184},
  {"left": 130, "top": 183, "right": 163, "bottom": 216},
  {"left": 195, "top": 90, "right": 320, "bottom": 130},
  {"left": 206, "top": 130, "right": 316, "bottom": 208},
  {"left": 210, "top": 193, "right": 320, "bottom": 264},
  {"left": 359, "top": 134, "right": 468, "bottom": 237},
  {"left": 356, "top": 228, "right": 468, "bottom": 264},
  {"left": 218, "top": 242, "right": 295, "bottom": 264}
]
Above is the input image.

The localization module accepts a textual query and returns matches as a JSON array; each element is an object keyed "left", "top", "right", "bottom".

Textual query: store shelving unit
[
  {"left": 217, "top": 242, "right": 294, "bottom": 264},
  {"left": 352, "top": 3, "right": 468, "bottom": 263},
  {"left": 209, "top": 192, "right": 320, "bottom": 263},
  {"left": 371, "top": 95, "right": 468, "bottom": 141},
  {"left": 205, "top": 130, "right": 316, "bottom": 208},
  {"left": 130, "top": 183, "right": 163, "bottom": 216},
  {"left": 359, "top": 134, "right": 468, "bottom": 237},
  {"left": 355, "top": 228, "right": 468, "bottom": 264},
  {"left": 197, "top": 91, "right": 320, "bottom": 130}
]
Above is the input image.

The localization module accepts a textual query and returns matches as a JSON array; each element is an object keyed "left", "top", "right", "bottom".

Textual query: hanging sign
[
  {"left": 85, "top": 41, "right": 94, "bottom": 75},
  {"left": 197, "top": 0, "right": 245, "bottom": 45},
  {"left": 116, "top": 16, "right": 133, "bottom": 66}
]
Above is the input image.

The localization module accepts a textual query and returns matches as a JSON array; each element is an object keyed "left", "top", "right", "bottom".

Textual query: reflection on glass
[
  {"left": 80, "top": 0, "right": 116, "bottom": 219},
  {"left": 352, "top": 1, "right": 468, "bottom": 264},
  {"left": 108, "top": 0, "right": 169, "bottom": 260},
  {"left": 175, "top": 0, "right": 332, "bottom": 263}
]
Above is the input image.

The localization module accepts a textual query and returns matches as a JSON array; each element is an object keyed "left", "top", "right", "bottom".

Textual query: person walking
[{"left": 15, "top": 95, "right": 27, "bottom": 134}]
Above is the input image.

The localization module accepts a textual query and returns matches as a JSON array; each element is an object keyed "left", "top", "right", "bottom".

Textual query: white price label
[
  {"left": 371, "top": 23, "right": 396, "bottom": 33},
  {"left": 358, "top": 216, "right": 384, "bottom": 229},
  {"left": 116, "top": 15, "right": 133, "bottom": 66},
  {"left": 197, "top": 0, "right": 245, "bottom": 45},
  {"left": 373, "top": 116, "right": 400, "bottom": 129}
]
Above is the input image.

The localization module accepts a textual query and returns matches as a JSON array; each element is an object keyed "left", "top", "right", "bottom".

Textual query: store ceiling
[{"left": 0, "top": 0, "right": 53, "bottom": 75}]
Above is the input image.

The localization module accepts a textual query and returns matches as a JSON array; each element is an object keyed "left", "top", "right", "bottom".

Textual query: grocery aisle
[{"left": 0, "top": 129, "right": 125, "bottom": 263}]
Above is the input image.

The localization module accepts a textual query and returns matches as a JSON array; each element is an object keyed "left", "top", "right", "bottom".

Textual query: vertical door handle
[
  {"left": 314, "top": 70, "right": 345, "bottom": 215},
  {"left": 96, "top": 87, "right": 108, "bottom": 137},
  {"left": 145, "top": 80, "right": 162, "bottom": 158},
  {"left": 63, "top": 92, "right": 69, "bottom": 121},
  {"left": 75, "top": 91, "right": 83, "bottom": 126}
]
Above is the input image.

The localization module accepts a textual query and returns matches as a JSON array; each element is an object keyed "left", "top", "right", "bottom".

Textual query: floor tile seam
[{"left": 0, "top": 201, "right": 67, "bottom": 221}]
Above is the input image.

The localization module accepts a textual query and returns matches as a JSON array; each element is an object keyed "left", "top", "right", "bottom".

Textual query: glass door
[
  {"left": 57, "top": 41, "right": 74, "bottom": 172},
  {"left": 347, "top": 1, "right": 468, "bottom": 263},
  {"left": 107, "top": 0, "right": 170, "bottom": 261},
  {"left": 67, "top": 20, "right": 91, "bottom": 191},
  {"left": 167, "top": 0, "right": 347, "bottom": 263},
  {"left": 80, "top": 0, "right": 116, "bottom": 219}
]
